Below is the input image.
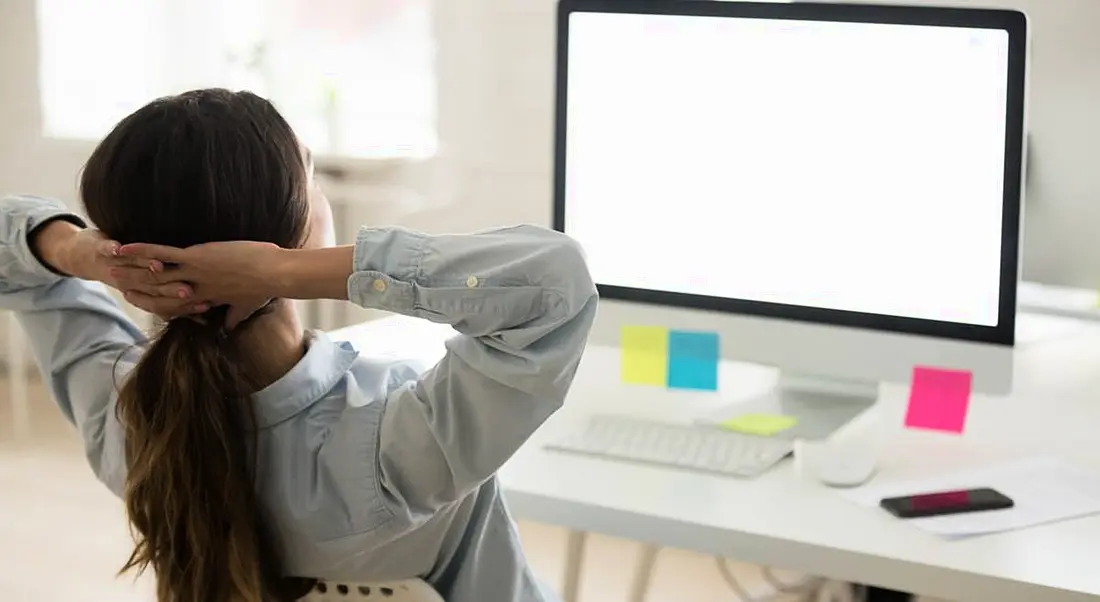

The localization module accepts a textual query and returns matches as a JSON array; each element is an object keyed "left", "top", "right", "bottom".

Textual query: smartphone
[{"left": 880, "top": 487, "right": 1014, "bottom": 519}]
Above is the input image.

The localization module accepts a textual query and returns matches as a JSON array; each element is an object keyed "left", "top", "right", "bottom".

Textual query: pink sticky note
[{"left": 905, "top": 366, "right": 973, "bottom": 434}]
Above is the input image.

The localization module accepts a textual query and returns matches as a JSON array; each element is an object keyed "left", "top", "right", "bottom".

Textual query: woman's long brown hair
[{"left": 79, "top": 89, "right": 313, "bottom": 602}]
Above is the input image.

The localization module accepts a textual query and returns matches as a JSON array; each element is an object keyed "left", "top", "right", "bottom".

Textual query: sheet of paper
[
  {"left": 841, "top": 457, "right": 1100, "bottom": 537},
  {"left": 720, "top": 413, "right": 797, "bottom": 436},
  {"left": 905, "top": 366, "right": 972, "bottom": 433},
  {"left": 667, "top": 330, "right": 720, "bottom": 391},
  {"left": 621, "top": 325, "right": 669, "bottom": 386}
]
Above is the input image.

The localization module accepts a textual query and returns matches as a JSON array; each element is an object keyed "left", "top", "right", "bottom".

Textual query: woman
[{"left": 0, "top": 89, "right": 597, "bottom": 602}]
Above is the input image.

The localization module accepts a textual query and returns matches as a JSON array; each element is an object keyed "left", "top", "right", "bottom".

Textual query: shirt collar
[{"left": 252, "top": 330, "right": 359, "bottom": 428}]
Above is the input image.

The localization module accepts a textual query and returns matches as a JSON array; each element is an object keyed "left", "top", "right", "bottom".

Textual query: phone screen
[
  {"left": 911, "top": 490, "right": 975, "bottom": 511},
  {"left": 880, "top": 487, "right": 1013, "bottom": 518}
]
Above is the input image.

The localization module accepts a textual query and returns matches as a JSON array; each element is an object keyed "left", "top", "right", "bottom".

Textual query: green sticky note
[
  {"left": 720, "top": 413, "right": 798, "bottom": 436},
  {"left": 621, "top": 325, "right": 669, "bottom": 386}
]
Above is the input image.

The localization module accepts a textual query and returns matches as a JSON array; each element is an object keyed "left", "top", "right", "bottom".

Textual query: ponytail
[{"left": 116, "top": 311, "right": 302, "bottom": 601}]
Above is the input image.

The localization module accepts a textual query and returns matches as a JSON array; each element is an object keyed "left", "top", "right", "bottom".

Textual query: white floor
[{"left": 0, "top": 378, "right": 936, "bottom": 601}]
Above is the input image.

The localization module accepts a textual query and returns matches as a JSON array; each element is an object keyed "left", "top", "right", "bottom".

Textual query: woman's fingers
[
  {"left": 131, "top": 280, "right": 193, "bottom": 300},
  {"left": 109, "top": 266, "right": 167, "bottom": 289},
  {"left": 95, "top": 238, "right": 122, "bottom": 258},
  {"left": 106, "top": 254, "right": 162, "bottom": 271},
  {"left": 118, "top": 243, "right": 188, "bottom": 264},
  {"left": 123, "top": 291, "right": 209, "bottom": 317},
  {"left": 108, "top": 264, "right": 196, "bottom": 288}
]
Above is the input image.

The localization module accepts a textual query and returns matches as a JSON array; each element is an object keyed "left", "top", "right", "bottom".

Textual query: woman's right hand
[{"left": 116, "top": 241, "right": 288, "bottom": 328}]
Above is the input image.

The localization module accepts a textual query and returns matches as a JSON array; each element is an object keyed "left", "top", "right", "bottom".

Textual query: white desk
[{"left": 332, "top": 313, "right": 1100, "bottom": 602}]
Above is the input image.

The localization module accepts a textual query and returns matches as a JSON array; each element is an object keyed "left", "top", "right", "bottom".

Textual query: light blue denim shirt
[{"left": 0, "top": 194, "right": 598, "bottom": 602}]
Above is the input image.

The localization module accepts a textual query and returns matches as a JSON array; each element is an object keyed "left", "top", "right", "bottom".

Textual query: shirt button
[
  {"left": 466, "top": 276, "right": 479, "bottom": 288},
  {"left": 372, "top": 279, "right": 387, "bottom": 293}
]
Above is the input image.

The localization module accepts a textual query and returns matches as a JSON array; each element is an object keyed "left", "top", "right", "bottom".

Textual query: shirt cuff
[{"left": 347, "top": 227, "right": 426, "bottom": 312}]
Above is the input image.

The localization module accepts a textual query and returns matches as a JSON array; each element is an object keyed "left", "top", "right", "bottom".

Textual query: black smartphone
[{"left": 880, "top": 487, "right": 1014, "bottom": 519}]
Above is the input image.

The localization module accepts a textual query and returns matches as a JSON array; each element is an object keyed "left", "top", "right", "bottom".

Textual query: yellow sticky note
[
  {"left": 720, "top": 414, "right": 798, "bottom": 437},
  {"left": 621, "top": 325, "right": 669, "bottom": 386}
]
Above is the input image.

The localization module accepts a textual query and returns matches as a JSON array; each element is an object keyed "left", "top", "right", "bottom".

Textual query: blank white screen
[{"left": 563, "top": 12, "right": 1010, "bottom": 326}]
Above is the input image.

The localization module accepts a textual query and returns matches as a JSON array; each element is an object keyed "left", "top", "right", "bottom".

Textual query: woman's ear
[{"left": 301, "top": 182, "right": 335, "bottom": 250}]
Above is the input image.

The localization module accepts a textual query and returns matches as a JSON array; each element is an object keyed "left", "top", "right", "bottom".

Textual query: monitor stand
[{"left": 699, "top": 373, "right": 879, "bottom": 441}]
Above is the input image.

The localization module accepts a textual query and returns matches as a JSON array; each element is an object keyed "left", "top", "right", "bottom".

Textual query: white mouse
[{"left": 815, "top": 454, "right": 877, "bottom": 488}]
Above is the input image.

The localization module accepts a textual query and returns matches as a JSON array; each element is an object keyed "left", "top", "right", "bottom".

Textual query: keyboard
[{"left": 545, "top": 414, "right": 794, "bottom": 478}]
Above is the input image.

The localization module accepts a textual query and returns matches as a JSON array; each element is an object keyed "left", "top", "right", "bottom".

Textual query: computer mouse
[{"left": 815, "top": 454, "right": 877, "bottom": 488}]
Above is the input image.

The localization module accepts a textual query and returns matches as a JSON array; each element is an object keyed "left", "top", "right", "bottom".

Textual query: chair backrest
[{"left": 298, "top": 578, "right": 444, "bottom": 602}]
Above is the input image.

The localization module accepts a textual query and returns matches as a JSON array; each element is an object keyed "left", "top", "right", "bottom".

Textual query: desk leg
[
  {"left": 627, "top": 544, "right": 660, "bottom": 602},
  {"left": 7, "top": 313, "right": 30, "bottom": 440},
  {"left": 561, "top": 530, "right": 587, "bottom": 602}
]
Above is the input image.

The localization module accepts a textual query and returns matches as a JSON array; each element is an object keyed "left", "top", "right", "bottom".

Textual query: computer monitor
[{"left": 554, "top": 0, "right": 1028, "bottom": 438}]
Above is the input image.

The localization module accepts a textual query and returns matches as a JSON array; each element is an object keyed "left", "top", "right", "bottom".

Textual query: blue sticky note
[{"left": 667, "top": 330, "right": 719, "bottom": 391}]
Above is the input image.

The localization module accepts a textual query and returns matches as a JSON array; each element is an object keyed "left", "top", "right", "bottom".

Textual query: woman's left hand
[{"left": 31, "top": 219, "right": 207, "bottom": 317}]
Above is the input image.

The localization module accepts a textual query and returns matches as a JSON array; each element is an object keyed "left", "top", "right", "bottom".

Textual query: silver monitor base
[{"left": 699, "top": 373, "right": 879, "bottom": 441}]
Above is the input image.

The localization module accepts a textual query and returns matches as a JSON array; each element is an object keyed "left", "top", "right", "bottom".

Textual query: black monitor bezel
[{"left": 552, "top": 0, "right": 1027, "bottom": 346}]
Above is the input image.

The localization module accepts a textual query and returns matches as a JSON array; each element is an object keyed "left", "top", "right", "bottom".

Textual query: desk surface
[{"left": 332, "top": 313, "right": 1100, "bottom": 602}]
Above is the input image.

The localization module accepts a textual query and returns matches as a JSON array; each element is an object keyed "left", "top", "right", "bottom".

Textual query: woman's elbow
[{"left": 556, "top": 235, "right": 598, "bottom": 303}]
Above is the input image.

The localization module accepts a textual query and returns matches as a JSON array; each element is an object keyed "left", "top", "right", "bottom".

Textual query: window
[{"left": 35, "top": 0, "right": 436, "bottom": 159}]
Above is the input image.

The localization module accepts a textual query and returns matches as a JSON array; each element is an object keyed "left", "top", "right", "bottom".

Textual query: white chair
[{"left": 298, "top": 579, "right": 444, "bottom": 602}]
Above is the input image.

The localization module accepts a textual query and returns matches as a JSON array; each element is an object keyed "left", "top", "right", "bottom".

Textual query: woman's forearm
[
  {"left": 31, "top": 219, "right": 82, "bottom": 276},
  {"left": 275, "top": 245, "right": 355, "bottom": 301}
]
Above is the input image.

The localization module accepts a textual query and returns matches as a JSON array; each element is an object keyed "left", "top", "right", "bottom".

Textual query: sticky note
[
  {"left": 904, "top": 366, "right": 973, "bottom": 434},
  {"left": 667, "top": 330, "right": 720, "bottom": 391},
  {"left": 720, "top": 413, "right": 798, "bottom": 436},
  {"left": 621, "top": 326, "right": 669, "bottom": 386}
]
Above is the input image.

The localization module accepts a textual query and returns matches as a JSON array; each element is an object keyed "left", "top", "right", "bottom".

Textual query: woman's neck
[{"left": 238, "top": 299, "right": 308, "bottom": 391}]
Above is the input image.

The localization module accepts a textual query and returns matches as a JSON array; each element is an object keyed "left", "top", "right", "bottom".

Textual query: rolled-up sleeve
[{"left": 333, "top": 224, "right": 598, "bottom": 523}]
